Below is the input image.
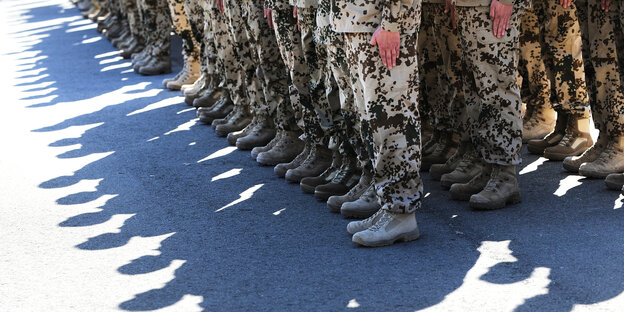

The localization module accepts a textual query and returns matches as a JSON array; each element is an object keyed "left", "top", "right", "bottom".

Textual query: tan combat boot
[
  {"left": 226, "top": 117, "right": 258, "bottom": 146},
  {"left": 605, "top": 173, "right": 624, "bottom": 191},
  {"left": 165, "top": 54, "right": 201, "bottom": 90},
  {"left": 430, "top": 140, "right": 469, "bottom": 181},
  {"left": 522, "top": 104, "right": 556, "bottom": 143},
  {"left": 449, "top": 163, "right": 492, "bottom": 201},
  {"left": 469, "top": 165, "right": 521, "bottom": 210},
  {"left": 251, "top": 130, "right": 284, "bottom": 160},
  {"left": 236, "top": 116, "right": 277, "bottom": 150},
  {"left": 183, "top": 74, "right": 206, "bottom": 96},
  {"left": 340, "top": 183, "right": 381, "bottom": 219},
  {"left": 422, "top": 129, "right": 440, "bottom": 157},
  {"left": 527, "top": 112, "right": 568, "bottom": 155},
  {"left": 193, "top": 84, "right": 222, "bottom": 108},
  {"left": 285, "top": 145, "right": 333, "bottom": 183},
  {"left": 215, "top": 108, "right": 253, "bottom": 137},
  {"left": 346, "top": 208, "right": 383, "bottom": 234},
  {"left": 272, "top": 142, "right": 311, "bottom": 177},
  {"left": 300, "top": 151, "right": 342, "bottom": 194},
  {"left": 352, "top": 211, "right": 420, "bottom": 247},
  {"left": 543, "top": 115, "right": 593, "bottom": 161},
  {"left": 421, "top": 131, "right": 458, "bottom": 171},
  {"left": 314, "top": 156, "right": 361, "bottom": 201},
  {"left": 563, "top": 131, "right": 608, "bottom": 173},
  {"left": 579, "top": 137, "right": 624, "bottom": 178},
  {"left": 328, "top": 168, "right": 372, "bottom": 213},
  {"left": 138, "top": 56, "right": 171, "bottom": 76},
  {"left": 198, "top": 92, "right": 233, "bottom": 124},
  {"left": 440, "top": 145, "right": 483, "bottom": 189}
]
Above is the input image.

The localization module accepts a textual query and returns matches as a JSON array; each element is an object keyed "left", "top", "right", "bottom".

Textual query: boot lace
[{"left": 368, "top": 211, "right": 393, "bottom": 232}]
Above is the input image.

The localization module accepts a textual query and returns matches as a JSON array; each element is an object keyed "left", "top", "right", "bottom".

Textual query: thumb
[{"left": 370, "top": 33, "right": 377, "bottom": 46}]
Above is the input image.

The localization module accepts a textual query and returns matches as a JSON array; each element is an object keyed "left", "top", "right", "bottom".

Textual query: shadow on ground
[{"left": 8, "top": 1, "right": 624, "bottom": 311}]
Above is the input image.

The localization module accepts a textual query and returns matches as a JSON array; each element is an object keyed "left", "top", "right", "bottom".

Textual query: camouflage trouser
[
  {"left": 519, "top": 7, "right": 553, "bottom": 111},
  {"left": 534, "top": 0, "right": 590, "bottom": 117},
  {"left": 327, "top": 40, "right": 366, "bottom": 163},
  {"left": 200, "top": 1, "right": 218, "bottom": 76},
  {"left": 295, "top": 7, "right": 338, "bottom": 146},
  {"left": 137, "top": 0, "right": 171, "bottom": 58},
  {"left": 123, "top": 0, "right": 145, "bottom": 43},
  {"left": 242, "top": 1, "right": 290, "bottom": 121},
  {"left": 456, "top": 6, "right": 522, "bottom": 166},
  {"left": 418, "top": 3, "right": 441, "bottom": 130},
  {"left": 577, "top": 0, "right": 624, "bottom": 136},
  {"left": 105, "top": 0, "right": 121, "bottom": 17},
  {"left": 206, "top": 6, "right": 245, "bottom": 107},
  {"left": 223, "top": 0, "right": 262, "bottom": 112},
  {"left": 344, "top": 33, "right": 423, "bottom": 214},
  {"left": 166, "top": 0, "right": 199, "bottom": 60},
  {"left": 271, "top": 8, "right": 310, "bottom": 131}
]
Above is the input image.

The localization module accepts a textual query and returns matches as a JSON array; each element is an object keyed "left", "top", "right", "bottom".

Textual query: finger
[
  {"left": 370, "top": 34, "right": 377, "bottom": 46},
  {"left": 390, "top": 48, "right": 397, "bottom": 69},
  {"left": 490, "top": 3, "right": 495, "bottom": 20}
]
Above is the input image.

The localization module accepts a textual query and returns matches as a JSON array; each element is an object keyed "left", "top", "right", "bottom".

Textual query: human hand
[
  {"left": 370, "top": 27, "right": 400, "bottom": 69},
  {"left": 490, "top": 0, "right": 513, "bottom": 38}
]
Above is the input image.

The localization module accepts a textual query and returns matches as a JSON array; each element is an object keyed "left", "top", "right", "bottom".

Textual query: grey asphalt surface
[{"left": 2, "top": 1, "right": 624, "bottom": 311}]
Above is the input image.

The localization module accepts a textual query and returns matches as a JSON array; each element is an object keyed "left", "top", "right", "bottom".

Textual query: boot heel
[{"left": 507, "top": 192, "right": 522, "bottom": 205}]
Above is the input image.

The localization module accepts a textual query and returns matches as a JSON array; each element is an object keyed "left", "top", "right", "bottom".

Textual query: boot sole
[
  {"left": 326, "top": 201, "right": 342, "bottom": 213},
  {"left": 605, "top": 180, "right": 624, "bottom": 191},
  {"left": 300, "top": 183, "right": 316, "bottom": 194},
  {"left": 470, "top": 192, "right": 522, "bottom": 210},
  {"left": 544, "top": 150, "right": 584, "bottom": 162},
  {"left": 314, "top": 190, "right": 346, "bottom": 202},
  {"left": 562, "top": 161, "right": 580, "bottom": 173},
  {"left": 352, "top": 229, "right": 420, "bottom": 247},
  {"left": 579, "top": 168, "right": 624, "bottom": 179}
]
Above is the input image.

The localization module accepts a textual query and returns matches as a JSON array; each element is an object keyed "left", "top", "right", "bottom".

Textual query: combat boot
[
  {"left": 563, "top": 132, "right": 608, "bottom": 173},
  {"left": 82, "top": 0, "right": 99, "bottom": 19},
  {"left": 528, "top": 112, "right": 568, "bottom": 155},
  {"left": 133, "top": 52, "right": 152, "bottom": 72},
  {"left": 522, "top": 104, "right": 556, "bottom": 143},
  {"left": 300, "top": 151, "right": 342, "bottom": 194},
  {"left": 132, "top": 45, "right": 150, "bottom": 62},
  {"left": 440, "top": 146, "right": 483, "bottom": 189},
  {"left": 421, "top": 119, "right": 434, "bottom": 146},
  {"left": 236, "top": 116, "right": 276, "bottom": 150},
  {"left": 212, "top": 104, "right": 240, "bottom": 130},
  {"left": 430, "top": 140, "right": 469, "bottom": 181},
  {"left": 543, "top": 115, "right": 593, "bottom": 161},
  {"left": 197, "top": 106, "right": 217, "bottom": 125},
  {"left": 77, "top": 0, "right": 91, "bottom": 12},
  {"left": 257, "top": 131, "right": 305, "bottom": 167},
  {"left": 138, "top": 56, "right": 171, "bottom": 76},
  {"left": 183, "top": 74, "right": 206, "bottom": 98},
  {"left": 193, "top": 86, "right": 222, "bottom": 108},
  {"left": 422, "top": 129, "right": 440, "bottom": 157},
  {"left": 352, "top": 211, "right": 420, "bottom": 247},
  {"left": 341, "top": 183, "right": 382, "bottom": 219},
  {"left": 110, "top": 28, "right": 129, "bottom": 46},
  {"left": 285, "top": 145, "right": 332, "bottom": 183},
  {"left": 166, "top": 55, "right": 201, "bottom": 91},
  {"left": 469, "top": 165, "right": 521, "bottom": 210},
  {"left": 227, "top": 117, "right": 258, "bottom": 146},
  {"left": 215, "top": 109, "right": 252, "bottom": 137},
  {"left": 273, "top": 142, "right": 311, "bottom": 177},
  {"left": 314, "top": 156, "right": 361, "bottom": 201},
  {"left": 201, "top": 92, "right": 233, "bottom": 122},
  {"left": 251, "top": 130, "right": 284, "bottom": 160},
  {"left": 605, "top": 173, "right": 624, "bottom": 191},
  {"left": 449, "top": 163, "right": 492, "bottom": 201},
  {"left": 579, "top": 137, "right": 624, "bottom": 178},
  {"left": 421, "top": 131, "right": 458, "bottom": 171},
  {"left": 346, "top": 208, "right": 383, "bottom": 234},
  {"left": 328, "top": 168, "right": 372, "bottom": 213}
]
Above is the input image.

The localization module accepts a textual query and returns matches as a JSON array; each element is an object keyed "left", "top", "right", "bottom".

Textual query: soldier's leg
[
  {"left": 519, "top": 6, "right": 556, "bottom": 142},
  {"left": 531, "top": 1, "right": 593, "bottom": 160},
  {"left": 575, "top": 0, "right": 624, "bottom": 178},
  {"left": 117, "top": 0, "right": 145, "bottom": 58},
  {"left": 163, "top": 0, "right": 201, "bottom": 90},
  {"left": 344, "top": 32, "right": 423, "bottom": 247},
  {"left": 417, "top": 3, "right": 436, "bottom": 153},
  {"left": 450, "top": 5, "right": 522, "bottom": 210},
  {"left": 192, "top": 1, "right": 224, "bottom": 107},
  {"left": 181, "top": 0, "right": 208, "bottom": 101},
  {"left": 135, "top": 0, "right": 172, "bottom": 75}
]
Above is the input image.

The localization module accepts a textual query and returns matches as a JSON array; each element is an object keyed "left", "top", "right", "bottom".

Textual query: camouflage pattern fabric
[
  {"left": 137, "top": 0, "right": 171, "bottom": 58},
  {"left": 533, "top": 0, "right": 590, "bottom": 117},
  {"left": 242, "top": 1, "right": 290, "bottom": 120},
  {"left": 123, "top": 0, "right": 145, "bottom": 44},
  {"left": 578, "top": 0, "right": 624, "bottom": 136},
  {"left": 166, "top": 0, "right": 200, "bottom": 62},
  {"left": 455, "top": 5, "right": 522, "bottom": 166},
  {"left": 184, "top": 0, "right": 207, "bottom": 74},
  {"left": 344, "top": 32, "right": 423, "bottom": 214},
  {"left": 200, "top": 1, "right": 218, "bottom": 77}
]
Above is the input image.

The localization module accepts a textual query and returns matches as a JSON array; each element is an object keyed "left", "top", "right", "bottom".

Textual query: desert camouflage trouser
[
  {"left": 137, "top": 0, "right": 171, "bottom": 58},
  {"left": 206, "top": 7, "right": 244, "bottom": 107},
  {"left": 297, "top": 7, "right": 338, "bottom": 146},
  {"left": 271, "top": 8, "right": 310, "bottom": 132},
  {"left": 223, "top": 0, "right": 262, "bottom": 113},
  {"left": 166, "top": 0, "right": 199, "bottom": 61},
  {"left": 344, "top": 33, "right": 423, "bottom": 214},
  {"left": 122, "top": 0, "right": 144, "bottom": 43},
  {"left": 456, "top": 6, "right": 523, "bottom": 166},
  {"left": 185, "top": 0, "right": 208, "bottom": 74},
  {"left": 519, "top": 7, "right": 553, "bottom": 111},
  {"left": 242, "top": 1, "right": 290, "bottom": 122},
  {"left": 533, "top": 0, "right": 590, "bottom": 117},
  {"left": 578, "top": 0, "right": 624, "bottom": 136},
  {"left": 200, "top": 1, "right": 218, "bottom": 76}
]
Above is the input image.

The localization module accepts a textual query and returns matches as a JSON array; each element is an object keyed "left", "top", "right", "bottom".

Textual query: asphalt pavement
[{"left": 1, "top": 1, "right": 624, "bottom": 311}]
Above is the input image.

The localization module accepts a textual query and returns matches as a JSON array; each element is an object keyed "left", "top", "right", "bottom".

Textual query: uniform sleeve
[{"left": 380, "top": 0, "right": 413, "bottom": 33}]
